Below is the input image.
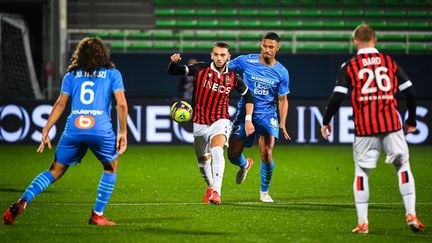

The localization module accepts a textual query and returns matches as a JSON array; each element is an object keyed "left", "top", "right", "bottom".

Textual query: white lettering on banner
[
  {"left": 122, "top": 105, "right": 142, "bottom": 142},
  {"left": 31, "top": 105, "right": 56, "bottom": 142},
  {"left": 405, "top": 106, "right": 428, "bottom": 144},
  {"left": 146, "top": 106, "right": 171, "bottom": 142},
  {"left": 296, "top": 106, "right": 306, "bottom": 143},
  {"left": 297, "top": 106, "right": 334, "bottom": 143},
  {"left": 0, "top": 105, "right": 30, "bottom": 142},
  {"left": 172, "top": 122, "right": 193, "bottom": 143},
  {"left": 339, "top": 107, "right": 355, "bottom": 143}
]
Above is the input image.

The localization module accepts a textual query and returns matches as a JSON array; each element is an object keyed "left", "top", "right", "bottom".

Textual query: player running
[
  {"left": 2, "top": 37, "right": 128, "bottom": 226},
  {"left": 227, "top": 32, "right": 291, "bottom": 203},
  {"left": 321, "top": 24, "right": 424, "bottom": 233},
  {"left": 168, "top": 42, "right": 254, "bottom": 205}
]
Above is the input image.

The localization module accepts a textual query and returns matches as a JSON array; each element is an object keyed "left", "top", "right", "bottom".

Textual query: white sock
[
  {"left": 197, "top": 157, "right": 213, "bottom": 187},
  {"left": 353, "top": 164, "right": 370, "bottom": 224},
  {"left": 394, "top": 162, "right": 416, "bottom": 216},
  {"left": 210, "top": 146, "right": 225, "bottom": 195}
]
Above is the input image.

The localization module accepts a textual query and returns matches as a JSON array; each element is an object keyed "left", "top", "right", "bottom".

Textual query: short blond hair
[{"left": 352, "top": 24, "right": 376, "bottom": 42}]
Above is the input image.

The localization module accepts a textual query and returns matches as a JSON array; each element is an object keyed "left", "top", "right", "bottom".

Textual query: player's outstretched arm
[
  {"left": 278, "top": 95, "right": 290, "bottom": 140},
  {"left": 167, "top": 53, "right": 187, "bottom": 75},
  {"left": 114, "top": 90, "right": 128, "bottom": 155},
  {"left": 37, "top": 93, "right": 69, "bottom": 153}
]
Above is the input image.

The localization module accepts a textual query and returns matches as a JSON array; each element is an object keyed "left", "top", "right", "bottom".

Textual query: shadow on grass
[
  {"left": 55, "top": 225, "right": 231, "bottom": 237},
  {"left": 0, "top": 186, "right": 57, "bottom": 194},
  {"left": 223, "top": 201, "right": 399, "bottom": 212}
]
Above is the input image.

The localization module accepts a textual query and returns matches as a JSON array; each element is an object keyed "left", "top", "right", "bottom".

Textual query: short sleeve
[
  {"left": 60, "top": 72, "right": 73, "bottom": 95},
  {"left": 278, "top": 68, "right": 290, "bottom": 96},
  {"left": 228, "top": 55, "right": 246, "bottom": 71},
  {"left": 110, "top": 69, "right": 125, "bottom": 93}
]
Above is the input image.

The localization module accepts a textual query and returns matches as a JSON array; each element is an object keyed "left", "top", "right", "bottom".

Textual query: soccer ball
[{"left": 170, "top": 101, "right": 193, "bottom": 123}]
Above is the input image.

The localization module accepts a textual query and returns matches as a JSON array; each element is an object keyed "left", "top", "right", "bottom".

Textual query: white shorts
[
  {"left": 193, "top": 119, "right": 231, "bottom": 157},
  {"left": 353, "top": 130, "right": 409, "bottom": 169}
]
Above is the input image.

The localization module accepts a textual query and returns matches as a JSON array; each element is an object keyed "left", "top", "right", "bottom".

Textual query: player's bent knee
[
  {"left": 103, "top": 160, "right": 118, "bottom": 173},
  {"left": 49, "top": 161, "right": 69, "bottom": 180},
  {"left": 261, "top": 149, "right": 272, "bottom": 163}
]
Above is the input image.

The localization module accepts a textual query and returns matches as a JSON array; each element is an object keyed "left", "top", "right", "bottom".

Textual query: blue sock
[
  {"left": 93, "top": 172, "right": 117, "bottom": 214},
  {"left": 230, "top": 154, "right": 248, "bottom": 168},
  {"left": 260, "top": 161, "right": 274, "bottom": 192},
  {"left": 21, "top": 171, "right": 55, "bottom": 203}
]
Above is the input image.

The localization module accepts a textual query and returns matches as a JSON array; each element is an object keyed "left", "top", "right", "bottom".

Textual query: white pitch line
[{"left": 31, "top": 202, "right": 432, "bottom": 206}]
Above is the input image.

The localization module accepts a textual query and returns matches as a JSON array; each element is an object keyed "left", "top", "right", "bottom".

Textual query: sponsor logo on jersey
[
  {"left": 247, "top": 59, "right": 259, "bottom": 63},
  {"left": 75, "top": 115, "right": 95, "bottom": 129}
]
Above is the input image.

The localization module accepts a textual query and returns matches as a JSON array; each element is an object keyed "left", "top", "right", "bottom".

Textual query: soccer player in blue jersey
[
  {"left": 228, "top": 32, "right": 290, "bottom": 202},
  {"left": 2, "top": 37, "right": 128, "bottom": 226}
]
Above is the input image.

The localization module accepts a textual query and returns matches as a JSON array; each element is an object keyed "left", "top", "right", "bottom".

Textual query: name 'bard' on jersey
[
  {"left": 228, "top": 54, "right": 290, "bottom": 116},
  {"left": 61, "top": 68, "right": 125, "bottom": 135},
  {"left": 185, "top": 62, "right": 249, "bottom": 125},
  {"left": 335, "top": 48, "right": 412, "bottom": 136}
]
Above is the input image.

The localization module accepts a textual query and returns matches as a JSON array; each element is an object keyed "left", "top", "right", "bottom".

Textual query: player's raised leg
[
  {"left": 89, "top": 159, "right": 118, "bottom": 226},
  {"left": 258, "top": 135, "right": 275, "bottom": 203},
  {"left": 352, "top": 164, "right": 370, "bottom": 233},
  {"left": 2, "top": 161, "right": 67, "bottom": 225}
]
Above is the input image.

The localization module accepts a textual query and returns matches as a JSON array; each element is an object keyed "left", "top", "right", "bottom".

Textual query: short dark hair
[
  {"left": 263, "top": 32, "right": 280, "bottom": 43},
  {"left": 213, "top": 42, "right": 231, "bottom": 53}
]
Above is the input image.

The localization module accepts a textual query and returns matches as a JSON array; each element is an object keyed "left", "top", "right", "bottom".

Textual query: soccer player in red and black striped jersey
[
  {"left": 321, "top": 24, "right": 424, "bottom": 234},
  {"left": 168, "top": 42, "right": 254, "bottom": 204}
]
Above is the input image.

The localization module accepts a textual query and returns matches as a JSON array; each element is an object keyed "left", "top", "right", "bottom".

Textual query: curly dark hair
[{"left": 66, "top": 37, "right": 115, "bottom": 73}]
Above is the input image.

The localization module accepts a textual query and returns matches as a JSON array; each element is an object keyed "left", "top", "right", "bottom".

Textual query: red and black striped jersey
[
  {"left": 335, "top": 48, "right": 412, "bottom": 136},
  {"left": 170, "top": 62, "right": 249, "bottom": 125}
]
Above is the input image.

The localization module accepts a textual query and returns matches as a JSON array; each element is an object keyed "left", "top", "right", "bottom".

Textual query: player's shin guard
[
  {"left": 230, "top": 153, "right": 248, "bottom": 169},
  {"left": 93, "top": 172, "right": 117, "bottom": 214},
  {"left": 395, "top": 162, "right": 416, "bottom": 216},
  {"left": 260, "top": 161, "right": 274, "bottom": 193},
  {"left": 21, "top": 171, "right": 55, "bottom": 203},
  {"left": 211, "top": 146, "right": 225, "bottom": 195},
  {"left": 198, "top": 158, "right": 213, "bottom": 187},
  {"left": 353, "top": 165, "right": 370, "bottom": 224}
]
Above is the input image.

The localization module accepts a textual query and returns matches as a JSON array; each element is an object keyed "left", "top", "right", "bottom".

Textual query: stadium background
[{"left": 0, "top": 0, "right": 431, "bottom": 145}]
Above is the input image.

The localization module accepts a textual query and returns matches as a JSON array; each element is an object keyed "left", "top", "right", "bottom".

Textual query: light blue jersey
[
  {"left": 229, "top": 54, "right": 290, "bottom": 145},
  {"left": 61, "top": 68, "right": 125, "bottom": 135},
  {"left": 229, "top": 54, "right": 289, "bottom": 116}
]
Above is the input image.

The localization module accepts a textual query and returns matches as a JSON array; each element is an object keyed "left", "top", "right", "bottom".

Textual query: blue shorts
[
  {"left": 231, "top": 112, "right": 279, "bottom": 148},
  {"left": 54, "top": 133, "right": 118, "bottom": 166}
]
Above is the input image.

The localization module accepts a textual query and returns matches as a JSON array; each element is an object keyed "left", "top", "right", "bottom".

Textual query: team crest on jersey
[{"left": 225, "top": 76, "right": 231, "bottom": 86}]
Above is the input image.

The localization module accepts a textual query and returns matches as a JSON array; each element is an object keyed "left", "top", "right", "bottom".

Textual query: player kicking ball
[
  {"left": 321, "top": 24, "right": 424, "bottom": 233},
  {"left": 2, "top": 37, "right": 128, "bottom": 226},
  {"left": 168, "top": 42, "right": 254, "bottom": 204}
]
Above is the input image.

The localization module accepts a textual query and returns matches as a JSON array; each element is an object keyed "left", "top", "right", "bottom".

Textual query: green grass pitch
[{"left": 0, "top": 145, "right": 431, "bottom": 242}]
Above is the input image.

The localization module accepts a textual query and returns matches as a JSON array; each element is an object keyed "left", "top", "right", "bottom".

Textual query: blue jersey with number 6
[{"left": 60, "top": 68, "right": 125, "bottom": 135}]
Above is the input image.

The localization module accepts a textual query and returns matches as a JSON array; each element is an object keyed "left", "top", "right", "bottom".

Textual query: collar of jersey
[
  {"left": 357, "top": 47, "right": 379, "bottom": 55},
  {"left": 210, "top": 62, "right": 228, "bottom": 79}
]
